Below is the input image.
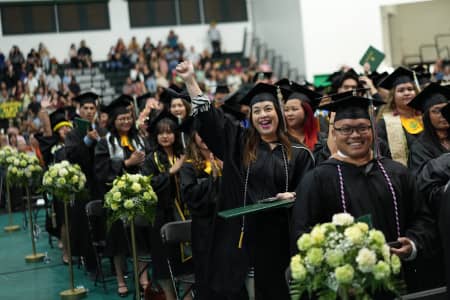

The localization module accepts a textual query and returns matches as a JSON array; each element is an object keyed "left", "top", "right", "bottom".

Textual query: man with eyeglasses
[{"left": 292, "top": 94, "right": 438, "bottom": 294}]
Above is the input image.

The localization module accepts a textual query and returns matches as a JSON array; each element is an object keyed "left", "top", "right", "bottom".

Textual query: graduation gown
[
  {"left": 180, "top": 161, "right": 221, "bottom": 300},
  {"left": 141, "top": 150, "right": 192, "bottom": 280},
  {"left": 292, "top": 157, "right": 438, "bottom": 293},
  {"left": 196, "top": 105, "right": 315, "bottom": 299},
  {"left": 95, "top": 133, "right": 149, "bottom": 256},
  {"left": 439, "top": 187, "right": 450, "bottom": 296},
  {"left": 408, "top": 133, "right": 449, "bottom": 176},
  {"left": 64, "top": 125, "right": 107, "bottom": 265}
]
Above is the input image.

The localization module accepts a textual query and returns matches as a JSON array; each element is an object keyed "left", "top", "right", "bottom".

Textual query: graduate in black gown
[
  {"left": 292, "top": 95, "right": 437, "bottom": 295},
  {"left": 376, "top": 67, "right": 423, "bottom": 166},
  {"left": 94, "top": 95, "right": 150, "bottom": 297},
  {"left": 407, "top": 83, "right": 450, "bottom": 175},
  {"left": 141, "top": 111, "right": 193, "bottom": 300},
  {"left": 440, "top": 185, "right": 450, "bottom": 298},
  {"left": 176, "top": 61, "right": 315, "bottom": 300},
  {"left": 180, "top": 129, "right": 223, "bottom": 300},
  {"left": 64, "top": 92, "right": 107, "bottom": 274},
  {"left": 36, "top": 108, "right": 73, "bottom": 262}
]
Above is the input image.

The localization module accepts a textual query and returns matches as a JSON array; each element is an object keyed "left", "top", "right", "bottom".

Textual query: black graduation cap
[
  {"left": 320, "top": 92, "right": 385, "bottom": 122},
  {"left": 215, "top": 84, "right": 230, "bottom": 94},
  {"left": 377, "top": 67, "right": 415, "bottom": 90},
  {"left": 73, "top": 92, "right": 99, "bottom": 106},
  {"left": 136, "top": 92, "right": 155, "bottom": 112},
  {"left": 147, "top": 109, "right": 179, "bottom": 135},
  {"left": 104, "top": 95, "right": 134, "bottom": 119},
  {"left": 49, "top": 108, "right": 72, "bottom": 132},
  {"left": 369, "top": 71, "right": 389, "bottom": 87},
  {"left": 274, "top": 78, "right": 292, "bottom": 90},
  {"left": 220, "top": 89, "right": 247, "bottom": 121},
  {"left": 440, "top": 103, "right": 450, "bottom": 124},
  {"left": 407, "top": 83, "right": 450, "bottom": 112},
  {"left": 252, "top": 71, "right": 273, "bottom": 83},
  {"left": 239, "top": 83, "right": 291, "bottom": 107},
  {"left": 282, "top": 81, "right": 322, "bottom": 111},
  {"left": 159, "top": 88, "right": 191, "bottom": 106},
  {"left": 63, "top": 105, "right": 78, "bottom": 120}
]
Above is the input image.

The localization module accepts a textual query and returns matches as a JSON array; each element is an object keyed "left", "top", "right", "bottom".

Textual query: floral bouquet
[
  {"left": 42, "top": 160, "right": 86, "bottom": 202},
  {"left": 0, "top": 146, "right": 18, "bottom": 168},
  {"left": 7, "top": 152, "right": 43, "bottom": 187},
  {"left": 290, "top": 213, "right": 403, "bottom": 300},
  {"left": 104, "top": 173, "right": 158, "bottom": 225}
]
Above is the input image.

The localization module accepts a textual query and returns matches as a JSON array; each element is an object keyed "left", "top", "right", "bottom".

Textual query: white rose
[
  {"left": 356, "top": 247, "right": 377, "bottom": 273},
  {"left": 129, "top": 174, "right": 139, "bottom": 183},
  {"left": 124, "top": 199, "right": 135, "bottom": 209},
  {"left": 58, "top": 168, "right": 68, "bottom": 177},
  {"left": 344, "top": 226, "right": 364, "bottom": 244},
  {"left": 131, "top": 182, "right": 141, "bottom": 193},
  {"left": 112, "top": 192, "right": 122, "bottom": 201},
  {"left": 50, "top": 169, "right": 58, "bottom": 177},
  {"left": 61, "top": 161, "right": 70, "bottom": 167},
  {"left": 71, "top": 175, "right": 79, "bottom": 183},
  {"left": 25, "top": 171, "right": 32, "bottom": 178},
  {"left": 332, "top": 213, "right": 354, "bottom": 226}
]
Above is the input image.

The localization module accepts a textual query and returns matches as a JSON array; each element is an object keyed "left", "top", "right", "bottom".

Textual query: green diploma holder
[{"left": 218, "top": 198, "right": 295, "bottom": 219}]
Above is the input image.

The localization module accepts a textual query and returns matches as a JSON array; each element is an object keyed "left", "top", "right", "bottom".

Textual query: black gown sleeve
[
  {"left": 94, "top": 138, "right": 125, "bottom": 185},
  {"left": 401, "top": 166, "right": 438, "bottom": 258},
  {"left": 291, "top": 146, "right": 315, "bottom": 191},
  {"left": 416, "top": 153, "right": 450, "bottom": 215},
  {"left": 180, "top": 162, "right": 217, "bottom": 217},
  {"left": 376, "top": 118, "right": 388, "bottom": 144},
  {"left": 312, "top": 132, "right": 331, "bottom": 165},
  {"left": 141, "top": 152, "right": 172, "bottom": 208}
]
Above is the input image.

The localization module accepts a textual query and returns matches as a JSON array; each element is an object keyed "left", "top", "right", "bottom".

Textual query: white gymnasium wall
[
  {"left": 0, "top": 0, "right": 250, "bottom": 63},
  {"left": 250, "top": 0, "right": 306, "bottom": 78},
  {"left": 299, "top": 0, "right": 386, "bottom": 81},
  {"left": 386, "top": 0, "right": 450, "bottom": 65}
]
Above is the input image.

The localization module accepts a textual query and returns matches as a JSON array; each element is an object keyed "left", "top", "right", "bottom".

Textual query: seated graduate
[
  {"left": 407, "top": 83, "right": 450, "bottom": 175},
  {"left": 94, "top": 95, "right": 150, "bottom": 297},
  {"left": 176, "top": 61, "right": 314, "bottom": 300},
  {"left": 292, "top": 94, "right": 438, "bottom": 293}
]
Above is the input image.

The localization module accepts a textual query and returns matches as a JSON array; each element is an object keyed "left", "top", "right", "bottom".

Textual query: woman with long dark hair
[
  {"left": 180, "top": 130, "right": 222, "bottom": 300},
  {"left": 142, "top": 111, "right": 192, "bottom": 300},
  {"left": 377, "top": 67, "right": 422, "bottom": 166},
  {"left": 176, "top": 61, "right": 314, "bottom": 300},
  {"left": 95, "top": 95, "right": 150, "bottom": 297}
]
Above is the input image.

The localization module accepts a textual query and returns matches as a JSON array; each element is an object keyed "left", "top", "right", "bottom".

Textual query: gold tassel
[{"left": 238, "top": 228, "right": 244, "bottom": 249}]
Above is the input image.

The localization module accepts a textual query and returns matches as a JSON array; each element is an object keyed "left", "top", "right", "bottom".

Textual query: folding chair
[
  {"left": 160, "top": 220, "right": 195, "bottom": 300},
  {"left": 85, "top": 200, "right": 110, "bottom": 291}
]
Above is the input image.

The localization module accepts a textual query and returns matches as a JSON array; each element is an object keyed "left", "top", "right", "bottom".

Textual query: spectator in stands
[
  {"left": 0, "top": 85, "right": 9, "bottom": 103},
  {"left": 13, "top": 80, "right": 25, "bottom": 102},
  {"left": 130, "top": 64, "right": 144, "bottom": 82},
  {"left": 184, "top": 46, "right": 200, "bottom": 66},
  {"left": 38, "top": 42, "right": 51, "bottom": 72},
  {"left": 46, "top": 68, "right": 61, "bottom": 92},
  {"left": 77, "top": 40, "right": 92, "bottom": 68},
  {"left": 69, "top": 43, "right": 79, "bottom": 68},
  {"left": 167, "top": 30, "right": 179, "bottom": 49},
  {"left": 128, "top": 36, "right": 140, "bottom": 64},
  {"left": 165, "top": 47, "right": 180, "bottom": 75},
  {"left": 0, "top": 50, "right": 5, "bottom": 71},
  {"left": 208, "top": 21, "right": 221, "bottom": 58},
  {"left": 258, "top": 58, "right": 272, "bottom": 72},
  {"left": 24, "top": 70, "right": 39, "bottom": 95},
  {"left": 9, "top": 46, "right": 25, "bottom": 71},
  {"left": 68, "top": 77, "right": 81, "bottom": 96},
  {"left": 122, "top": 77, "right": 135, "bottom": 95},
  {"left": 142, "top": 37, "right": 155, "bottom": 61},
  {"left": 22, "top": 102, "right": 42, "bottom": 135},
  {"left": 143, "top": 65, "right": 157, "bottom": 93},
  {"left": 26, "top": 48, "right": 39, "bottom": 72},
  {"left": 62, "top": 69, "right": 72, "bottom": 86},
  {"left": 34, "top": 86, "right": 47, "bottom": 103}
]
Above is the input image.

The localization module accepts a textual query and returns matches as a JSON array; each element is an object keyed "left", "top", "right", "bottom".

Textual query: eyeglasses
[
  {"left": 334, "top": 125, "right": 372, "bottom": 136},
  {"left": 116, "top": 117, "right": 133, "bottom": 123}
]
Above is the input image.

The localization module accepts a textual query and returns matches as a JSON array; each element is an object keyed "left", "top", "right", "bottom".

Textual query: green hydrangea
[{"left": 335, "top": 264, "right": 354, "bottom": 284}]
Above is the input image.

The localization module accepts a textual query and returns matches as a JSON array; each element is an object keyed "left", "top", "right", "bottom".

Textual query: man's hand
[
  {"left": 86, "top": 129, "right": 99, "bottom": 141},
  {"left": 390, "top": 237, "right": 413, "bottom": 259},
  {"left": 176, "top": 61, "right": 195, "bottom": 81},
  {"left": 276, "top": 192, "right": 296, "bottom": 200}
]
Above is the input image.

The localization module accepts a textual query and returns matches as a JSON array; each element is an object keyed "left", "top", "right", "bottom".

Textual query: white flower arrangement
[
  {"left": 42, "top": 160, "right": 86, "bottom": 202},
  {"left": 6, "top": 152, "right": 43, "bottom": 187},
  {"left": 0, "top": 146, "right": 18, "bottom": 168},
  {"left": 104, "top": 173, "right": 158, "bottom": 225},
  {"left": 290, "top": 213, "right": 403, "bottom": 299}
]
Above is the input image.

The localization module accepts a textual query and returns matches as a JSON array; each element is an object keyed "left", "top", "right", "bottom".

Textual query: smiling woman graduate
[{"left": 175, "top": 61, "right": 314, "bottom": 300}]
